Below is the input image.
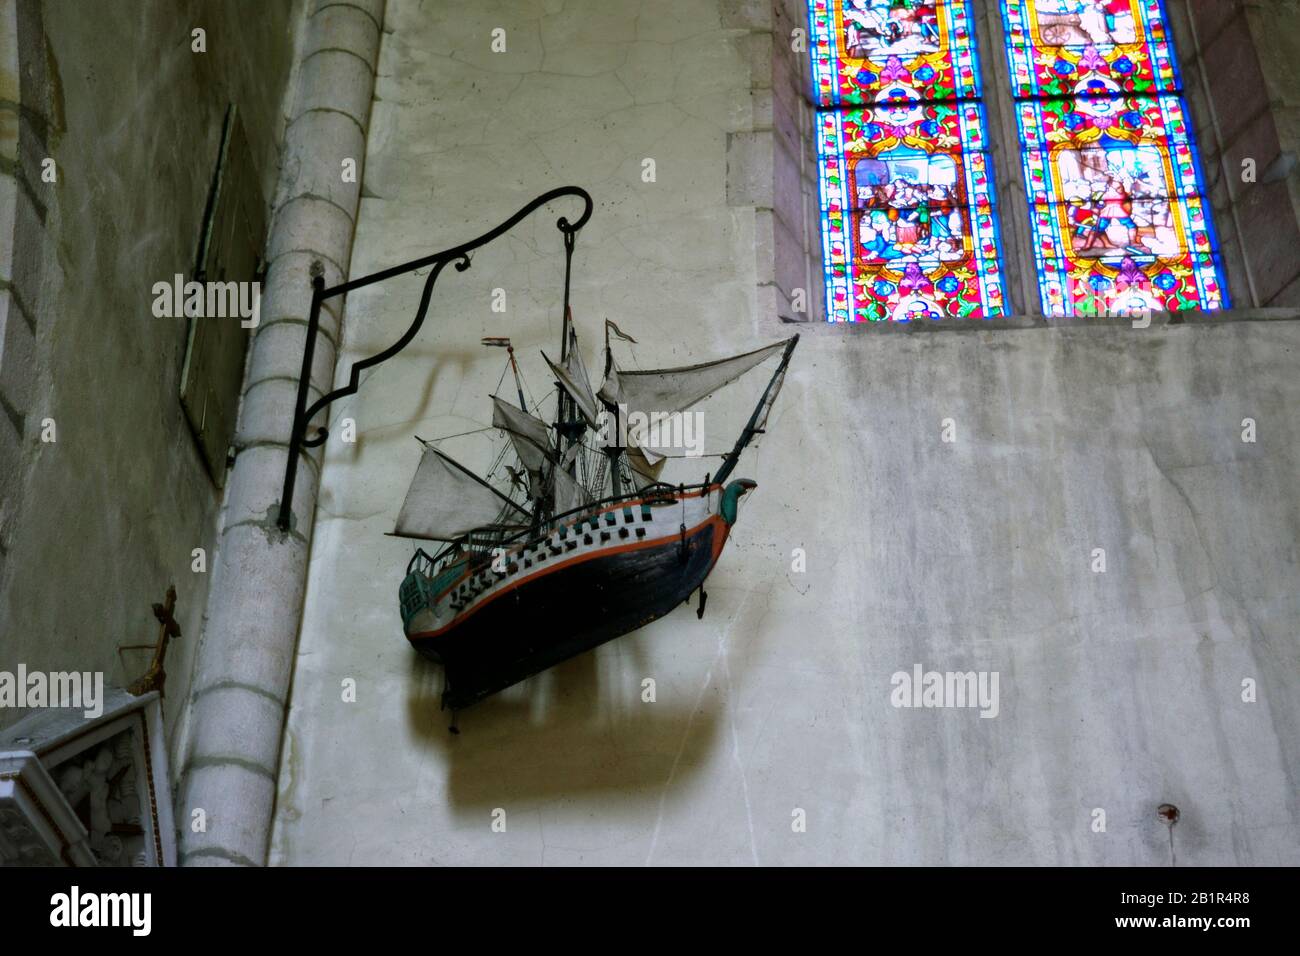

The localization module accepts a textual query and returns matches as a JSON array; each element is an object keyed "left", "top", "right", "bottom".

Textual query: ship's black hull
[{"left": 412, "top": 519, "right": 724, "bottom": 710}]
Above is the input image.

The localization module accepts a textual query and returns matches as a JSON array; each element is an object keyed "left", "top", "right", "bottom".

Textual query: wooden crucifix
[{"left": 118, "top": 585, "right": 182, "bottom": 698}]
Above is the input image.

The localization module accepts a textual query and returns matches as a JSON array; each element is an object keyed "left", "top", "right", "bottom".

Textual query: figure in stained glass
[
  {"left": 1057, "top": 147, "right": 1174, "bottom": 257},
  {"left": 854, "top": 148, "right": 964, "bottom": 263},
  {"left": 1003, "top": 0, "right": 1180, "bottom": 98}
]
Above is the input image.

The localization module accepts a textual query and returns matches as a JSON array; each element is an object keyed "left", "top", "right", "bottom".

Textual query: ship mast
[
  {"left": 602, "top": 321, "right": 623, "bottom": 497},
  {"left": 545, "top": 227, "right": 587, "bottom": 526},
  {"left": 482, "top": 337, "right": 528, "bottom": 412}
]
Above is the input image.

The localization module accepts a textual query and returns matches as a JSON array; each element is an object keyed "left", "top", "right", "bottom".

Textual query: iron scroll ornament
[{"left": 276, "top": 186, "right": 594, "bottom": 532}]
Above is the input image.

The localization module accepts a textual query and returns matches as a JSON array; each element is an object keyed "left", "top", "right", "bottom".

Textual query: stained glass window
[
  {"left": 809, "top": 0, "right": 980, "bottom": 106},
  {"left": 1002, "top": 0, "right": 1179, "bottom": 98},
  {"left": 810, "top": 1, "right": 1006, "bottom": 322},
  {"left": 1001, "top": 1, "right": 1229, "bottom": 315}
]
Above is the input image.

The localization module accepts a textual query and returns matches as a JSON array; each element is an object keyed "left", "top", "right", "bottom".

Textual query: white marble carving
[{"left": 0, "top": 688, "right": 175, "bottom": 866}]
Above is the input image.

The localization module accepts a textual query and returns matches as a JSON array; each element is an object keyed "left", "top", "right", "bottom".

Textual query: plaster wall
[
  {"left": 0, "top": 0, "right": 303, "bottom": 789},
  {"left": 270, "top": 0, "right": 1300, "bottom": 865}
]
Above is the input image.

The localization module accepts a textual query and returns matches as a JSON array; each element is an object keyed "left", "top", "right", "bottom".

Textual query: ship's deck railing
[{"left": 406, "top": 479, "right": 715, "bottom": 577}]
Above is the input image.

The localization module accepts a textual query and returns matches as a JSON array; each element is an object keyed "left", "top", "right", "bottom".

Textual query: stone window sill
[{"left": 779, "top": 307, "right": 1300, "bottom": 333}]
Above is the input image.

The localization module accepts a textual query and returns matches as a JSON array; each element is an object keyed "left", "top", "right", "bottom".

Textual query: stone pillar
[{"left": 179, "top": 0, "right": 384, "bottom": 867}]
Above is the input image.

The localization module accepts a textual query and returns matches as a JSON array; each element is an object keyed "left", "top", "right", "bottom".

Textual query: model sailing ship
[{"left": 393, "top": 308, "right": 798, "bottom": 711}]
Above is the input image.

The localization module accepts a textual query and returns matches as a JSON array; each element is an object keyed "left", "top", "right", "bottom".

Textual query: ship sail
[
  {"left": 491, "top": 395, "right": 553, "bottom": 499},
  {"left": 542, "top": 328, "right": 600, "bottom": 427},
  {"left": 713, "top": 334, "right": 799, "bottom": 485},
  {"left": 551, "top": 461, "right": 591, "bottom": 515},
  {"left": 402, "top": 322, "right": 794, "bottom": 544},
  {"left": 597, "top": 339, "right": 789, "bottom": 418},
  {"left": 625, "top": 444, "right": 666, "bottom": 490},
  {"left": 394, "top": 443, "right": 531, "bottom": 541},
  {"left": 598, "top": 338, "right": 792, "bottom": 460}
]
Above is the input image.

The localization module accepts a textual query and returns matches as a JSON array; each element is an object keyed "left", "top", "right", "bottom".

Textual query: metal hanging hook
[{"left": 276, "top": 187, "right": 594, "bottom": 532}]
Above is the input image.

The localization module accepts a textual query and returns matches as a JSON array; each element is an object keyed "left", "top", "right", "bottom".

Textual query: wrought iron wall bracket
[{"left": 276, "top": 186, "right": 594, "bottom": 532}]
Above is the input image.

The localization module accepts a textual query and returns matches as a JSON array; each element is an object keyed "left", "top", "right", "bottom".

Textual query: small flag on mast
[{"left": 604, "top": 319, "right": 637, "bottom": 344}]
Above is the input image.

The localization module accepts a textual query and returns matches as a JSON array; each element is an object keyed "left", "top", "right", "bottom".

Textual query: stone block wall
[{"left": 0, "top": 0, "right": 304, "bottom": 796}]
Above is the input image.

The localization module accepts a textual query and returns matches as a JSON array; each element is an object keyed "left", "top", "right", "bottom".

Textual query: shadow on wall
[
  {"left": 326, "top": 338, "right": 571, "bottom": 463},
  {"left": 402, "top": 622, "right": 728, "bottom": 806}
]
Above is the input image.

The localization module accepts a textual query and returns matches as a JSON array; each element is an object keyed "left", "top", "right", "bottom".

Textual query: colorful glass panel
[
  {"left": 1002, "top": 0, "right": 1180, "bottom": 99},
  {"left": 815, "top": 92, "right": 1005, "bottom": 322},
  {"left": 1003, "top": 1, "right": 1229, "bottom": 316},
  {"left": 809, "top": 0, "right": 981, "bottom": 107}
]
